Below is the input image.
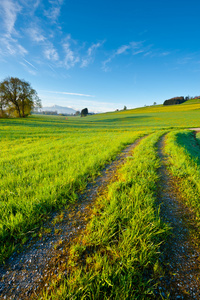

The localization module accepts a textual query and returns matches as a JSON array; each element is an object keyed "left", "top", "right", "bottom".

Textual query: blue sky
[{"left": 0, "top": 0, "right": 200, "bottom": 112}]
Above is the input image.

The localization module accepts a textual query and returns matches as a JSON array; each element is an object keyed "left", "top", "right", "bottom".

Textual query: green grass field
[{"left": 1, "top": 100, "right": 200, "bottom": 298}]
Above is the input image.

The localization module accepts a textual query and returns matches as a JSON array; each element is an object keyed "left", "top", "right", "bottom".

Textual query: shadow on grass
[
  {"left": 88, "top": 115, "right": 151, "bottom": 123},
  {"left": 176, "top": 131, "right": 200, "bottom": 163}
]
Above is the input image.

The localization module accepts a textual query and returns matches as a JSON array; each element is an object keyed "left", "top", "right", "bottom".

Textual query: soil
[
  {"left": 0, "top": 137, "right": 144, "bottom": 300},
  {"left": 189, "top": 128, "right": 200, "bottom": 132},
  {"left": 156, "top": 134, "right": 200, "bottom": 299}
]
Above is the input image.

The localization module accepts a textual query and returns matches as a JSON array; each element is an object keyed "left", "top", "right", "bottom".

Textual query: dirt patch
[
  {"left": 155, "top": 135, "right": 200, "bottom": 299},
  {"left": 0, "top": 137, "right": 145, "bottom": 300},
  {"left": 189, "top": 128, "right": 200, "bottom": 132}
]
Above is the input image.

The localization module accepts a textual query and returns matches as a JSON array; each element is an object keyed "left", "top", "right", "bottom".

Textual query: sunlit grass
[
  {"left": 0, "top": 123, "right": 145, "bottom": 262},
  {"left": 41, "top": 131, "right": 170, "bottom": 299}
]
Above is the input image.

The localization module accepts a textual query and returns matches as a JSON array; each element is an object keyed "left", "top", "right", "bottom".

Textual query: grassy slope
[{"left": 66, "top": 100, "right": 200, "bottom": 130}]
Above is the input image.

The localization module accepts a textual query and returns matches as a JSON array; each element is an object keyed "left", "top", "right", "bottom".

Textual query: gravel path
[
  {"left": 0, "top": 137, "right": 144, "bottom": 300},
  {"left": 156, "top": 134, "right": 200, "bottom": 299}
]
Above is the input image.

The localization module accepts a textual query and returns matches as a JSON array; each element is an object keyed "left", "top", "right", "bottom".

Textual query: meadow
[{"left": 1, "top": 100, "right": 200, "bottom": 298}]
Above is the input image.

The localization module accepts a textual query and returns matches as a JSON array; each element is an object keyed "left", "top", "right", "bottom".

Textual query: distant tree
[
  {"left": 81, "top": 108, "right": 88, "bottom": 117},
  {"left": 123, "top": 105, "right": 127, "bottom": 110},
  {"left": 153, "top": 102, "right": 157, "bottom": 105},
  {"left": 75, "top": 110, "right": 80, "bottom": 116},
  {"left": 0, "top": 77, "right": 41, "bottom": 118}
]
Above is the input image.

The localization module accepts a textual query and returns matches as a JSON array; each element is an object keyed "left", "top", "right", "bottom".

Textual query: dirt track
[{"left": 156, "top": 135, "right": 200, "bottom": 299}]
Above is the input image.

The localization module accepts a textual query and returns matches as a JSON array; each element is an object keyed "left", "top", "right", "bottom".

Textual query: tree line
[
  {"left": 0, "top": 77, "right": 41, "bottom": 118},
  {"left": 163, "top": 95, "right": 200, "bottom": 106}
]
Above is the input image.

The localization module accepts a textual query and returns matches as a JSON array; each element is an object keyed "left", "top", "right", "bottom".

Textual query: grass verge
[
  {"left": 41, "top": 131, "right": 169, "bottom": 300},
  {"left": 164, "top": 130, "right": 200, "bottom": 223}
]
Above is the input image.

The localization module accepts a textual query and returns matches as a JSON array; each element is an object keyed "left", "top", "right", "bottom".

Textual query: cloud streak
[
  {"left": 23, "top": 58, "right": 38, "bottom": 69},
  {"left": 81, "top": 41, "right": 104, "bottom": 68},
  {"left": 20, "top": 62, "right": 37, "bottom": 75},
  {"left": 43, "top": 90, "right": 95, "bottom": 97}
]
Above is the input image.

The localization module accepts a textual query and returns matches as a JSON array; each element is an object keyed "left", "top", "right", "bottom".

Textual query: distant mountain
[{"left": 40, "top": 105, "right": 76, "bottom": 114}]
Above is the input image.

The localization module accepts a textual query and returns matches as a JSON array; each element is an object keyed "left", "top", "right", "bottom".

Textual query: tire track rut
[{"left": 156, "top": 134, "right": 200, "bottom": 299}]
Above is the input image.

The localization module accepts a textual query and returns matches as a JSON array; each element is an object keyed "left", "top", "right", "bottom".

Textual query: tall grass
[
  {"left": 0, "top": 128, "right": 145, "bottom": 263},
  {"left": 42, "top": 131, "right": 169, "bottom": 300},
  {"left": 164, "top": 130, "right": 200, "bottom": 222}
]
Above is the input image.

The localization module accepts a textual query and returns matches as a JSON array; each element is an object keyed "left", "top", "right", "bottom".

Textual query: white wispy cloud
[
  {"left": 48, "top": 64, "right": 57, "bottom": 73},
  {"left": 87, "top": 42, "right": 102, "bottom": 56},
  {"left": 44, "top": 46, "right": 59, "bottom": 61},
  {"left": 177, "top": 56, "right": 193, "bottom": 65},
  {"left": 102, "top": 41, "right": 170, "bottom": 71},
  {"left": 0, "top": 35, "right": 28, "bottom": 56},
  {"left": 63, "top": 41, "right": 80, "bottom": 69},
  {"left": 0, "top": 0, "right": 21, "bottom": 35},
  {"left": 33, "top": 0, "right": 40, "bottom": 9},
  {"left": 81, "top": 41, "right": 104, "bottom": 68},
  {"left": 143, "top": 51, "right": 152, "bottom": 57},
  {"left": 44, "top": 0, "right": 64, "bottom": 22},
  {"left": 43, "top": 90, "right": 95, "bottom": 97},
  {"left": 20, "top": 62, "right": 37, "bottom": 75},
  {"left": 102, "top": 44, "right": 131, "bottom": 71},
  {"left": 0, "top": 0, "right": 29, "bottom": 56},
  {"left": 144, "top": 49, "right": 171, "bottom": 58},
  {"left": 102, "top": 57, "right": 112, "bottom": 72},
  {"left": 28, "top": 26, "right": 46, "bottom": 42},
  {"left": 18, "top": 0, "right": 41, "bottom": 12},
  {"left": 116, "top": 45, "right": 130, "bottom": 55},
  {"left": 160, "top": 52, "right": 170, "bottom": 56}
]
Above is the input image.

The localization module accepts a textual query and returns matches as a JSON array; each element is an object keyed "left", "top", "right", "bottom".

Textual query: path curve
[{"left": 0, "top": 136, "right": 145, "bottom": 300}]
